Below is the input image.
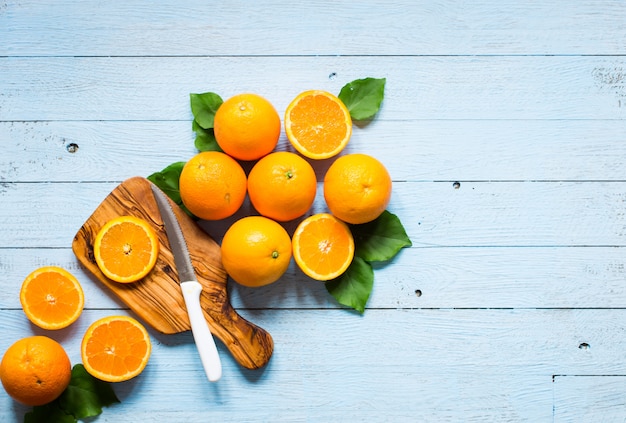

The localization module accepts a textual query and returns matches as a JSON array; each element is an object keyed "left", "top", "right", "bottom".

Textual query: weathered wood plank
[
  {"left": 2, "top": 0, "right": 625, "bottom": 56},
  {"left": 553, "top": 375, "right": 626, "bottom": 421},
  {"left": 3, "top": 1, "right": 626, "bottom": 420},
  {"left": 1, "top": 56, "right": 624, "bottom": 121},
  {"left": 3, "top": 119, "right": 626, "bottom": 183},
  {"left": 1, "top": 308, "right": 623, "bottom": 421},
  {"left": 2, "top": 181, "right": 626, "bottom": 248},
  {"left": 2, "top": 245, "right": 626, "bottom": 310}
]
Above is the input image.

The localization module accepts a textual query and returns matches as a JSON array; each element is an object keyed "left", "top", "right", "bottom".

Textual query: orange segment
[
  {"left": 81, "top": 315, "right": 152, "bottom": 383},
  {"left": 292, "top": 213, "right": 355, "bottom": 281},
  {"left": 93, "top": 215, "right": 159, "bottom": 283},
  {"left": 20, "top": 266, "right": 84, "bottom": 330},
  {"left": 284, "top": 90, "right": 352, "bottom": 160}
]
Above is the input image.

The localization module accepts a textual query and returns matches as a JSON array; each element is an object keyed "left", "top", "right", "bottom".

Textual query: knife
[{"left": 150, "top": 184, "right": 222, "bottom": 382}]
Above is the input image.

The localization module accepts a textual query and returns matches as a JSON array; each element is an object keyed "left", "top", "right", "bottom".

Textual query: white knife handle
[{"left": 180, "top": 281, "right": 222, "bottom": 382}]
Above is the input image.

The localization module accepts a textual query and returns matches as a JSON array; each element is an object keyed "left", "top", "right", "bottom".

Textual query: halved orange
[
  {"left": 284, "top": 90, "right": 352, "bottom": 160},
  {"left": 20, "top": 266, "right": 84, "bottom": 330},
  {"left": 93, "top": 215, "right": 159, "bottom": 283},
  {"left": 81, "top": 315, "right": 152, "bottom": 383},
  {"left": 292, "top": 213, "right": 355, "bottom": 281}
]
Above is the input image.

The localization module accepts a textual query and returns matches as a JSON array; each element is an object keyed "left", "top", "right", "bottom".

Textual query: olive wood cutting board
[{"left": 72, "top": 176, "right": 273, "bottom": 370}]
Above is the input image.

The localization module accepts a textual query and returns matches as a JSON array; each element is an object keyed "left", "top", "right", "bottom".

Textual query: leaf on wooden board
[
  {"left": 189, "top": 92, "right": 223, "bottom": 129},
  {"left": 25, "top": 364, "right": 119, "bottom": 423},
  {"left": 147, "top": 162, "right": 195, "bottom": 217},
  {"left": 147, "top": 161, "right": 186, "bottom": 204},
  {"left": 325, "top": 256, "right": 374, "bottom": 313},
  {"left": 338, "top": 77, "right": 386, "bottom": 121},
  {"left": 351, "top": 210, "right": 412, "bottom": 262}
]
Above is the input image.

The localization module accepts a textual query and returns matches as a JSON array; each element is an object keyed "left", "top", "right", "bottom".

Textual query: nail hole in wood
[
  {"left": 66, "top": 143, "right": 79, "bottom": 153},
  {"left": 329, "top": 72, "right": 337, "bottom": 80},
  {"left": 414, "top": 289, "right": 422, "bottom": 297},
  {"left": 453, "top": 181, "right": 461, "bottom": 189},
  {"left": 578, "top": 342, "right": 590, "bottom": 350}
]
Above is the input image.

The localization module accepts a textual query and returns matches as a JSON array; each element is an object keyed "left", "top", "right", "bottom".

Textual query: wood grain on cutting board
[{"left": 72, "top": 176, "right": 273, "bottom": 370}]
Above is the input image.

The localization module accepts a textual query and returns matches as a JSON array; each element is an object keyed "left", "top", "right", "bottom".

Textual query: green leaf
[
  {"left": 24, "top": 402, "right": 74, "bottom": 423},
  {"left": 325, "top": 256, "right": 374, "bottom": 313},
  {"left": 190, "top": 92, "right": 223, "bottom": 129},
  {"left": 192, "top": 119, "right": 222, "bottom": 152},
  {"left": 351, "top": 210, "right": 412, "bottom": 262},
  {"left": 58, "top": 364, "right": 120, "bottom": 420},
  {"left": 147, "top": 162, "right": 196, "bottom": 218},
  {"left": 338, "top": 77, "right": 386, "bottom": 121},
  {"left": 25, "top": 364, "right": 119, "bottom": 423},
  {"left": 147, "top": 161, "right": 186, "bottom": 204}
]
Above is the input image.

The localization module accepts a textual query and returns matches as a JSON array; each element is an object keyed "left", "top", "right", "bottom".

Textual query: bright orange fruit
[
  {"left": 93, "top": 215, "right": 159, "bottom": 283},
  {"left": 324, "top": 153, "right": 392, "bottom": 224},
  {"left": 292, "top": 213, "right": 355, "bottom": 281},
  {"left": 0, "top": 336, "right": 72, "bottom": 406},
  {"left": 284, "top": 90, "right": 352, "bottom": 160},
  {"left": 81, "top": 315, "right": 152, "bottom": 383},
  {"left": 214, "top": 93, "right": 281, "bottom": 161},
  {"left": 20, "top": 266, "right": 84, "bottom": 330},
  {"left": 221, "top": 216, "right": 292, "bottom": 287},
  {"left": 248, "top": 151, "right": 317, "bottom": 222},
  {"left": 179, "top": 151, "right": 247, "bottom": 220}
]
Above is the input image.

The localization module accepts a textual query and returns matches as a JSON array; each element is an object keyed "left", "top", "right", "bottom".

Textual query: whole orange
[
  {"left": 248, "top": 151, "right": 317, "bottom": 222},
  {"left": 214, "top": 93, "right": 281, "bottom": 161},
  {"left": 323, "top": 153, "right": 392, "bottom": 224},
  {"left": 0, "top": 336, "right": 71, "bottom": 406},
  {"left": 221, "top": 216, "right": 292, "bottom": 287},
  {"left": 179, "top": 151, "right": 247, "bottom": 220}
]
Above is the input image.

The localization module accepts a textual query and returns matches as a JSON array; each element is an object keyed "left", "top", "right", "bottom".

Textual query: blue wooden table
[{"left": 2, "top": 1, "right": 626, "bottom": 421}]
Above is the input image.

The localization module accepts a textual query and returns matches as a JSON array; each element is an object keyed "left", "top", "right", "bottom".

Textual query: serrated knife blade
[{"left": 151, "top": 184, "right": 222, "bottom": 382}]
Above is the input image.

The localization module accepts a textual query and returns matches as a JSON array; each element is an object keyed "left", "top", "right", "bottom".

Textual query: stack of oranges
[{"left": 179, "top": 90, "right": 392, "bottom": 287}]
